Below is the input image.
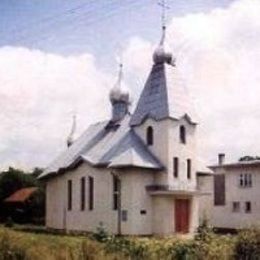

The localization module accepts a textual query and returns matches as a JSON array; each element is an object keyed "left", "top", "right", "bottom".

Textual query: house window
[
  {"left": 146, "top": 126, "right": 153, "bottom": 146},
  {"left": 187, "top": 159, "right": 191, "bottom": 179},
  {"left": 88, "top": 176, "right": 94, "bottom": 210},
  {"left": 173, "top": 157, "right": 179, "bottom": 178},
  {"left": 113, "top": 176, "right": 120, "bottom": 210},
  {"left": 180, "top": 125, "right": 186, "bottom": 144},
  {"left": 239, "top": 174, "right": 252, "bottom": 188},
  {"left": 214, "top": 174, "right": 225, "bottom": 206},
  {"left": 245, "top": 201, "right": 251, "bottom": 213},
  {"left": 67, "top": 180, "right": 72, "bottom": 211},
  {"left": 80, "top": 177, "right": 85, "bottom": 211},
  {"left": 232, "top": 201, "right": 240, "bottom": 212}
]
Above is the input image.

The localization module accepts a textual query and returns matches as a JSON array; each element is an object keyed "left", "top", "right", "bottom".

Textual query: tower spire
[
  {"left": 67, "top": 114, "right": 77, "bottom": 147},
  {"left": 109, "top": 61, "right": 130, "bottom": 122}
]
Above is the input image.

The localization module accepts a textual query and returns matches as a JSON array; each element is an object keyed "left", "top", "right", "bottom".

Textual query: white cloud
[
  {"left": 0, "top": 47, "right": 112, "bottom": 170},
  {"left": 1, "top": 0, "right": 260, "bottom": 170},
  {"left": 122, "top": 0, "right": 260, "bottom": 164}
]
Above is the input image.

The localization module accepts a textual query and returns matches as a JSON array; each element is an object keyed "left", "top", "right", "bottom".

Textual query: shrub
[
  {"left": 91, "top": 222, "right": 109, "bottom": 243},
  {"left": 235, "top": 228, "right": 260, "bottom": 259}
]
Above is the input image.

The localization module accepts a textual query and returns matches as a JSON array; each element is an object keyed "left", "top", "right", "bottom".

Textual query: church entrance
[{"left": 175, "top": 199, "right": 190, "bottom": 233}]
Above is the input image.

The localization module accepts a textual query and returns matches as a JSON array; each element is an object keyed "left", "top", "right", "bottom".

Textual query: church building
[{"left": 39, "top": 25, "right": 212, "bottom": 235}]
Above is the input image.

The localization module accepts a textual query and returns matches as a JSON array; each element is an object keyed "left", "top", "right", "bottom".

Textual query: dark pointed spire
[{"left": 67, "top": 114, "right": 76, "bottom": 147}]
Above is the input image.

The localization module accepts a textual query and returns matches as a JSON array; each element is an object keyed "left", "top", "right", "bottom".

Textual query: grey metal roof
[
  {"left": 210, "top": 160, "right": 260, "bottom": 169},
  {"left": 39, "top": 115, "right": 163, "bottom": 179},
  {"left": 130, "top": 62, "right": 199, "bottom": 126}
]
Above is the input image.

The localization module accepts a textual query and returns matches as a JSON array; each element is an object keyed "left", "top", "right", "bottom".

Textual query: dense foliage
[
  {"left": 0, "top": 167, "right": 45, "bottom": 224},
  {"left": 239, "top": 155, "right": 260, "bottom": 161},
  {"left": 0, "top": 226, "right": 260, "bottom": 260}
]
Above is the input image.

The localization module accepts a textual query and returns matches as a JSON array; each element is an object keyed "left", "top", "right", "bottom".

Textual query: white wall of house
[{"left": 212, "top": 166, "right": 260, "bottom": 229}]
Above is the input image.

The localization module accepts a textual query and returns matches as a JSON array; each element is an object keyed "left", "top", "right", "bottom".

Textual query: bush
[
  {"left": 91, "top": 222, "right": 109, "bottom": 243},
  {"left": 235, "top": 228, "right": 260, "bottom": 259}
]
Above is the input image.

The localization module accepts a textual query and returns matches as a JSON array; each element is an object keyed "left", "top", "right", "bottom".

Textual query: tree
[
  {"left": 0, "top": 167, "right": 37, "bottom": 202},
  {"left": 239, "top": 156, "right": 260, "bottom": 162},
  {"left": 0, "top": 167, "right": 45, "bottom": 224}
]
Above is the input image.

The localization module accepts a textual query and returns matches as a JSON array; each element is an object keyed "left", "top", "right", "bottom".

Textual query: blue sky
[
  {"left": 0, "top": 0, "right": 260, "bottom": 170},
  {"left": 1, "top": 0, "right": 233, "bottom": 69}
]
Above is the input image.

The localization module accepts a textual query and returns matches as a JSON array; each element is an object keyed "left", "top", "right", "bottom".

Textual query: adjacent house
[
  {"left": 39, "top": 26, "right": 212, "bottom": 235},
  {"left": 208, "top": 154, "right": 260, "bottom": 230}
]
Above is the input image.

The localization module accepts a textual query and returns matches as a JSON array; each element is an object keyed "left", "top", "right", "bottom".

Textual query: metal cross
[{"left": 158, "top": 0, "right": 170, "bottom": 28}]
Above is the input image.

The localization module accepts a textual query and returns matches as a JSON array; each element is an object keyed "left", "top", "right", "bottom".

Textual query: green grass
[{"left": 0, "top": 225, "right": 259, "bottom": 260}]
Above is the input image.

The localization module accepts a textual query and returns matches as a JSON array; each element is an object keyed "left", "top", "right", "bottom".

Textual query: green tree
[
  {"left": 0, "top": 167, "right": 45, "bottom": 224},
  {"left": 0, "top": 167, "right": 37, "bottom": 202}
]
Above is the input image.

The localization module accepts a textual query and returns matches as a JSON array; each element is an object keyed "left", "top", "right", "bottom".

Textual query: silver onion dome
[
  {"left": 153, "top": 26, "right": 175, "bottom": 66},
  {"left": 109, "top": 63, "right": 130, "bottom": 104}
]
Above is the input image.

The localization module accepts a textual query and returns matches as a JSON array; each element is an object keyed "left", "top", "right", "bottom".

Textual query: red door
[{"left": 175, "top": 199, "right": 190, "bottom": 233}]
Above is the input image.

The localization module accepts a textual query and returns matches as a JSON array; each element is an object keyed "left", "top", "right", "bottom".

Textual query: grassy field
[{"left": 0, "top": 225, "right": 259, "bottom": 260}]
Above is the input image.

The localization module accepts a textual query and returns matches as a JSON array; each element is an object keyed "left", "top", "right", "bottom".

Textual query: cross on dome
[{"left": 153, "top": 0, "right": 175, "bottom": 66}]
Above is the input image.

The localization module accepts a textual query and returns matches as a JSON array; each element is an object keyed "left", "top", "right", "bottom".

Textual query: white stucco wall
[
  {"left": 197, "top": 175, "right": 214, "bottom": 225},
  {"left": 212, "top": 166, "right": 260, "bottom": 229},
  {"left": 134, "top": 117, "right": 197, "bottom": 190},
  {"left": 46, "top": 163, "right": 154, "bottom": 235}
]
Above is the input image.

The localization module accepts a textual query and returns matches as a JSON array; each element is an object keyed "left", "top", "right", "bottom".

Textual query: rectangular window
[
  {"left": 173, "top": 157, "right": 179, "bottom": 178},
  {"left": 232, "top": 201, "right": 240, "bottom": 212},
  {"left": 187, "top": 159, "right": 191, "bottom": 179},
  {"left": 88, "top": 176, "right": 94, "bottom": 210},
  {"left": 113, "top": 176, "right": 120, "bottom": 210},
  {"left": 80, "top": 177, "right": 85, "bottom": 211},
  {"left": 67, "top": 180, "right": 72, "bottom": 211},
  {"left": 214, "top": 174, "right": 226, "bottom": 206},
  {"left": 245, "top": 201, "right": 251, "bottom": 213},
  {"left": 239, "top": 174, "right": 252, "bottom": 188}
]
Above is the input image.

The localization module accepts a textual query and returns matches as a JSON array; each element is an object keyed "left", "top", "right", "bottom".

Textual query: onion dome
[
  {"left": 109, "top": 63, "right": 130, "bottom": 104},
  {"left": 153, "top": 26, "right": 175, "bottom": 66}
]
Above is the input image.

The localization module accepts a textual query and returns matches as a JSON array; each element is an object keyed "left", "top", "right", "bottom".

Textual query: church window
[
  {"left": 113, "top": 176, "right": 120, "bottom": 210},
  {"left": 147, "top": 126, "right": 153, "bottom": 146},
  {"left": 80, "top": 177, "right": 85, "bottom": 211},
  {"left": 232, "top": 201, "right": 240, "bottom": 212},
  {"left": 67, "top": 180, "right": 72, "bottom": 211},
  {"left": 122, "top": 210, "right": 128, "bottom": 221},
  {"left": 187, "top": 159, "right": 191, "bottom": 179},
  {"left": 173, "top": 157, "right": 179, "bottom": 178},
  {"left": 88, "top": 176, "right": 94, "bottom": 210},
  {"left": 180, "top": 125, "right": 186, "bottom": 144},
  {"left": 245, "top": 201, "right": 251, "bottom": 213}
]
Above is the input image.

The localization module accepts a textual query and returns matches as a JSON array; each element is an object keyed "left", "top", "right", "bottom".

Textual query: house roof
[
  {"left": 210, "top": 160, "right": 260, "bottom": 170},
  {"left": 197, "top": 159, "right": 214, "bottom": 175},
  {"left": 39, "top": 115, "right": 163, "bottom": 179},
  {"left": 130, "top": 62, "right": 199, "bottom": 126},
  {"left": 4, "top": 187, "right": 38, "bottom": 203}
]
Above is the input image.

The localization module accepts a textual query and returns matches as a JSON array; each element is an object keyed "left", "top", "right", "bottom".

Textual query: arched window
[
  {"left": 180, "top": 125, "right": 186, "bottom": 144},
  {"left": 146, "top": 126, "right": 153, "bottom": 146}
]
